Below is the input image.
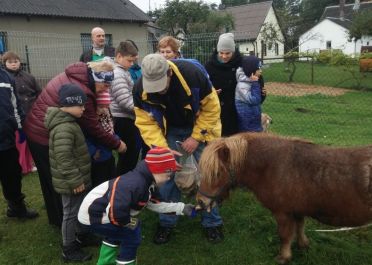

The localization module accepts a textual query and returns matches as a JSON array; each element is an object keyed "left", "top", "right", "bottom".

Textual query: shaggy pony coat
[{"left": 197, "top": 133, "right": 372, "bottom": 264}]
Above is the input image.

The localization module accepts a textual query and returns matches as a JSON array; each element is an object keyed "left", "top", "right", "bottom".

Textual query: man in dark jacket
[
  {"left": 80, "top": 27, "right": 115, "bottom": 63},
  {"left": 205, "top": 32, "right": 242, "bottom": 136},
  {"left": 0, "top": 67, "right": 38, "bottom": 219}
]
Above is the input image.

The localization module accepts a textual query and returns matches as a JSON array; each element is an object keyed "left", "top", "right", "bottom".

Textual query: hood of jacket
[
  {"left": 236, "top": 67, "right": 254, "bottom": 83},
  {"left": 45, "top": 107, "right": 76, "bottom": 131}
]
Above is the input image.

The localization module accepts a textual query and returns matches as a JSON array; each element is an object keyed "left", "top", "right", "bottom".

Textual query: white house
[
  {"left": 224, "top": 1, "right": 285, "bottom": 60},
  {"left": 299, "top": 1, "right": 372, "bottom": 56}
]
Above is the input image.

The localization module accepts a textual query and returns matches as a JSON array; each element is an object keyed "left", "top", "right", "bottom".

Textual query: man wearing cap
[
  {"left": 80, "top": 27, "right": 115, "bottom": 62},
  {"left": 133, "top": 53, "right": 224, "bottom": 243},
  {"left": 78, "top": 147, "right": 195, "bottom": 265}
]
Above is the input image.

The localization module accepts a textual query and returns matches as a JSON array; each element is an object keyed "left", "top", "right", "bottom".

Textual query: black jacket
[
  {"left": 5, "top": 68, "right": 41, "bottom": 114},
  {"left": 0, "top": 68, "right": 24, "bottom": 151},
  {"left": 205, "top": 49, "right": 242, "bottom": 136},
  {"left": 79, "top": 46, "right": 115, "bottom": 63}
]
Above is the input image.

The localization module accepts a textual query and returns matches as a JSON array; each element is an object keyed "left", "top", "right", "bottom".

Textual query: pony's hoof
[
  {"left": 298, "top": 238, "right": 310, "bottom": 250},
  {"left": 275, "top": 255, "right": 291, "bottom": 264}
]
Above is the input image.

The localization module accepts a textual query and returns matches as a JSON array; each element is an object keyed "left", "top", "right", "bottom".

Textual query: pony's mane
[{"left": 199, "top": 134, "right": 249, "bottom": 185}]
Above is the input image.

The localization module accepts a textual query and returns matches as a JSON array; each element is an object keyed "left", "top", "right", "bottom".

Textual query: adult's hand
[
  {"left": 117, "top": 140, "right": 127, "bottom": 153},
  {"left": 181, "top": 137, "right": 199, "bottom": 154},
  {"left": 169, "top": 149, "right": 183, "bottom": 171}
]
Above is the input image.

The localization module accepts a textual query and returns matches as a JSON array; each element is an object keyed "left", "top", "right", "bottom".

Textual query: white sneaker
[{"left": 31, "top": 166, "right": 37, "bottom": 172}]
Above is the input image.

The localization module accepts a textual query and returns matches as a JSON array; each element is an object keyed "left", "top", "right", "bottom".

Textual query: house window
[
  {"left": 261, "top": 41, "right": 267, "bottom": 57},
  {"left": 326, "top": 41, "right": 332, "bottom": 49},
  {"left": 80, "top": 33, "right": 113, "bottom": 53},
  {"left": 275, "top": 43, "right": 279, "bottom": 56},
  {"left": 0, "top": 31, "right": 8, "bottom": 54}
]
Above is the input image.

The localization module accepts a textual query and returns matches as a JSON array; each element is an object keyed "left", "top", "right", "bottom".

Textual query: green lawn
[
  {"left": 1, "top": 89, "right": 372, "bottom": 264},
  {"left": 264, "top": 61, "right": 372, "bottom": 90}
]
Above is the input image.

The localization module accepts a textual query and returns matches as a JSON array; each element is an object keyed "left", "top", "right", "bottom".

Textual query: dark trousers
[
  {"left": 113, "top": 117, "right": 141, "bottom": 176},
  {"left": 0, "top": 147, "right": 23, "bottom": 202},
  {"left": 91, "top": 156, "right": 116, "bottom": 188},
  {"left": 84, "top": 223, "right": 141, "bottom": 262},
  {"left": 28, "top": 140, "right": 63, "bottom": 227}
]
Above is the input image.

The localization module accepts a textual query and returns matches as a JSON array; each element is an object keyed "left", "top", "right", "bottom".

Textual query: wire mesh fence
[{"left": 1, "top": 30, "right": 371, "bottom": 146}]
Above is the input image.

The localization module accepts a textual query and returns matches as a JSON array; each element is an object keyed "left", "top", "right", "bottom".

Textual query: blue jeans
[
  {"left": 83, "top": 223, "right": 141, "bottom": 262},
  {"left": 159, "top": 126, "right": 223, "bottom": 228}
]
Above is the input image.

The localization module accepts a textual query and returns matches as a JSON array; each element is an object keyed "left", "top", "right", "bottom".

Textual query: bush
[{"left": 360, "top": 52, "right": 372, "bottom": 59}]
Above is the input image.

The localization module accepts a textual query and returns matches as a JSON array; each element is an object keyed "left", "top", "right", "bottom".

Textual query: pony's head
[{"left": 196, "top": 135, "right": 248, "bottom": 212}]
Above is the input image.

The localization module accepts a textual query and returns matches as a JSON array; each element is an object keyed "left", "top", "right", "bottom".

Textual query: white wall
[
  {"left": 299, "top": 19, "right": 364, "bottom": 56},
  {"left": 256, "top": 6, "right": 285, "bottom": 61}
]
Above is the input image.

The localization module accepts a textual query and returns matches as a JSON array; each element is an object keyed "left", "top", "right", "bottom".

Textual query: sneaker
[
  {"left": 62, "top": 242, "right": 92, "bottom": 263},
  {"left": 205, "top": 226, "right": 224, "bottom": 243},
  {"left": 153, "top": 226, "right": 173, "bottom": 244},
  {"left": 31, "top": 166, "right": 37, "bottom": 172}
]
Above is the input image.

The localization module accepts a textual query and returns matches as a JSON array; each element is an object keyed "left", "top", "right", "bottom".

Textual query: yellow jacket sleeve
[
  {"left": 134, "top": 106, "right": 168, "bottom": 148},
  {"left": 191, "top": 89, "right": 221, "bottom": 142}
]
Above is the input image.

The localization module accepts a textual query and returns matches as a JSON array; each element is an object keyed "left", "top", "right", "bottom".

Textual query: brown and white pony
[{"left": 196, "top": 133, "right": 372, "bottom": 264}]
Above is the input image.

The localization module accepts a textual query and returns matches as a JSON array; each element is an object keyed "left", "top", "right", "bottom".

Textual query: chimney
[
  {"left": 353, "top": 0, "right": 360, "bottom": 11},
  {"left": 339, "top": 0, "right": 345, "bottom": 21}
]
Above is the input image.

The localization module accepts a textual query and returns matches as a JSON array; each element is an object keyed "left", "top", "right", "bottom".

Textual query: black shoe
[
  {"left": 76, "top": 233, "right": 101, "bottom": 247},
  {"left": 153, "top": 226, "right": 173, "bottom": 245},
  {"left": 7, "top": 197, "right": 39, "bottom": 219},
  {"left": 205, "top": 226, "right": 224, "bottom": 243},
  {"left": 62, "top": 242, "right": 92, "bottom": 263}
]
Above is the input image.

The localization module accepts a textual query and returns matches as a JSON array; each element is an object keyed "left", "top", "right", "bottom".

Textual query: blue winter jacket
[
  {"left": 0, "top": 68, "right": 24, "bottom": 151},
  {"left": 235, "top": 67, "right": 262, "bottom": 132}
]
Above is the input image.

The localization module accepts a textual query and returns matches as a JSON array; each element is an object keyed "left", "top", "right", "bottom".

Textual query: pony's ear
[{"left": 217, "top": 143, "right": 230, "bottom": 163}]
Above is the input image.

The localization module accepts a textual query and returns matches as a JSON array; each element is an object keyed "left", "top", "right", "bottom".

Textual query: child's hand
[
  {"left": 93, "top": 150, "right": 101, "bottom": 160},
  {"left": 261, "top": 87, "right": 267, "bottom": 96},
  {"left": 117, "top": 140, "right": 127, "bottom": 153},
  {"left": 73, "top": 183, "right": 85, "bottom": 194},
  {"left": 250, "top": 73, "right": 259, "bottom": 81}
]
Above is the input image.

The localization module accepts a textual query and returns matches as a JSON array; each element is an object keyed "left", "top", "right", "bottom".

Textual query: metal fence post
[
  {"left": 25, "top": 44, "right": 30, "bottom": 73},
  {"left": 311, "top": 56, "right": 314, "bottom": 84}
]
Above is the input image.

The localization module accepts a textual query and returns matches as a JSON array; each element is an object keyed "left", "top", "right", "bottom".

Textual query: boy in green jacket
[{"left": 45, "top": 83, "right": 92, "bottom": 262}]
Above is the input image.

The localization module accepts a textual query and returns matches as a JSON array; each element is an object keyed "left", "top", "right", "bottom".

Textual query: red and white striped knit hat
[
  {"left": 96, "top": 91, "right": 111, "bottom": 105},
  {"left": 145, "top": 147, "right": 177, "bottom": 174}
]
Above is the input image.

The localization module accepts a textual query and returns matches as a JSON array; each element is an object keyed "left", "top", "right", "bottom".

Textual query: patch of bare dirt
[{"left": 266, "top": 82, "right": 351, "bottom": 97}]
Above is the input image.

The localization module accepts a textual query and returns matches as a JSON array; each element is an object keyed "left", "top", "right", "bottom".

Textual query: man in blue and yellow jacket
[{"left": 133, "top": 53, "right": 224, "bottom": 244}]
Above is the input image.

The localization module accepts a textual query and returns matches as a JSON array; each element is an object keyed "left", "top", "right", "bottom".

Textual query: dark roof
[
  {"left": 0, "top": 0, "right": 150, "bottom": 22},
  {"left": 224, "top": 1, "right": 273, "bottom": 40},
  {"left": 320, "top": 1, "right": 372, "bottom": 29}
]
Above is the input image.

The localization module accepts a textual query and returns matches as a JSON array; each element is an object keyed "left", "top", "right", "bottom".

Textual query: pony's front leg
[
  {"left": 296, "top": 216, "right": 309, "bottom": 249},
  {"left": 273, "top": 213, "right": 296, "bottom": 264}
]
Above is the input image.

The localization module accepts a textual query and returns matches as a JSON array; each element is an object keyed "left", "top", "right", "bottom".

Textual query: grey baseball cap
[{"left": 141, "top": 53, "right": 169, "bottom": 93}]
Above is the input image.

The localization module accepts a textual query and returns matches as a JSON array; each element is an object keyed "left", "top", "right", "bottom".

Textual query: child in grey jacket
[{"left": 235, "top": 56, "right": 263, "bottom": 132}]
